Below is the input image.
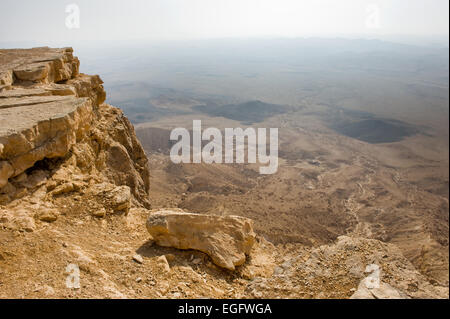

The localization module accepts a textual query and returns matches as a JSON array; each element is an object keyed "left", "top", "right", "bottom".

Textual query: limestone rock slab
[{"left": 146, "top": 210, "right": 256, "bottom": 270}]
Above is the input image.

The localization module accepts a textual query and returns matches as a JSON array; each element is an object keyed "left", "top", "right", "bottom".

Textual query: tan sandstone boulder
[
  {"left": 146, "top": 210, "right": 256, "bottom": 270},
  {"left": 0, "top": 48, "right": 150, "bottom": 208}
]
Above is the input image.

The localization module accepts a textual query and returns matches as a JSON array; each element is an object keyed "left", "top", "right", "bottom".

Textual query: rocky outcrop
[
  {"left": 0, "top": 47, "right": 150, "bottom": 216},
  {"left": 244, "top": 235, "right": 448, "bottom": 299},
  {"left": 0, "top": 47, "right": 79, "bottom": 87},
  {"left": 69, "top": 103, "right": 150, "bottom": 207},
  {"left": 0, "top": 48, "right": 101, "bottom": 187},
  {"left": 146, "top": 209, "right": 256, "bottom": 270}
]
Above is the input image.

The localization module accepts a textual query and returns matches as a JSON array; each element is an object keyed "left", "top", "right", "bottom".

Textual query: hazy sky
[{"left": 0, "top": 0, "right": 448, "bottom": 45}]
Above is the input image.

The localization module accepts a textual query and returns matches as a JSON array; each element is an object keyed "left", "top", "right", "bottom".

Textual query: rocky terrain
[{"left": 0, "top": 47, "right": 448, "bottom": 299}]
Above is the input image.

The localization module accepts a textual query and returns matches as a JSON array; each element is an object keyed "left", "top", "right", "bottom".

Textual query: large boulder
[{"left": 146, "top": 210, "right": 256, "bottom": 270}]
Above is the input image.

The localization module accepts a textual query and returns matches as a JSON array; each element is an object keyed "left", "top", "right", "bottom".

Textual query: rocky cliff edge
[{"left": 0, "top": 47, "right": 150, "bottom": 212}]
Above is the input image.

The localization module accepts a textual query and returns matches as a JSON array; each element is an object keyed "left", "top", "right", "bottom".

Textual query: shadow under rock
[{"left": 135, "top": 240, "right": 237, "bottom": 279}]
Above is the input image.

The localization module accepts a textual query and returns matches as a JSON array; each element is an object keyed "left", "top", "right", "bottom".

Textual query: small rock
[
  {"left": 251, "top": 289, "right": 263, "bottom": 298},
  {"left": 132, "top": 254, "right": 143, "bottom": 264},
  {"left": 92, "top": 207, "right": 106, "bottom": 218},
  {"left": 192, "top": 258, "right": 202, "bottom": 265},
  {"left": 273, "top": 266, "right": 284, "bottom": 275},
  {"left": 136, "top": 277, "right": 142, "bottom": 283},
  {"left": 158, "top": 281, "right": 170, "bottom": 294},
  {"left": 36, "top": 208, "right": 59, "bottom": 222},
  {"left": 156, "top": 255, "right": 170, "bottom": 272},
  {"left": 72, "top": 181, "right": 85, "bottom": 192},
  {"left": 51, "top": 182, "right": 74, "bottom": 195},
  {"left": 108, "top": 185, "right": 131, "bottom": 213},
  {"left": 212, "top": 287, "right": 225, "bottom": 295}
]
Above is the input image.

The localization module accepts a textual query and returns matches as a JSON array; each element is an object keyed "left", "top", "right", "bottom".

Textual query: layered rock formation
[
  {"left": 244, "top": 236, "right": 448, "bottom": 299},
  {"left": 0, "top": 47, "right": 150, "bottom": 209}
]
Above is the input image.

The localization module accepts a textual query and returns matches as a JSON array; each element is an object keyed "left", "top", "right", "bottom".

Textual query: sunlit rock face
[{"left": 0, "top": 47, "right": 150, "bottom": 207}]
